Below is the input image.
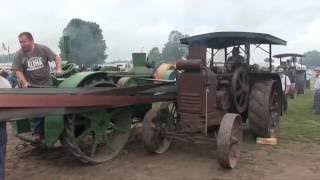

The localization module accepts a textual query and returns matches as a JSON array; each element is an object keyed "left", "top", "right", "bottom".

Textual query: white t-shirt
[
  {"left": 281, "top": 75, "right": 291, "bottom": 92},
  {"left": 314, "top": 77, "right": 320, "bottom": 90}
]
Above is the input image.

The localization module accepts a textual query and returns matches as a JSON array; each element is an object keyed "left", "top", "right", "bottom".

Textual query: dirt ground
[{"left": 5, "top": 125, "right": 320, "bottom": 180}]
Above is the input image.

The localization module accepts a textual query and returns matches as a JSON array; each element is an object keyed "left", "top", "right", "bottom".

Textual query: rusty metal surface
[
  {"left": 177, "top": 65, "right": 217, "bottom": 115},
  {"left": 176, "top": 59, "right": 220, "bottom": 133},
  {"left": 216, "top": 91, "right": 231, "bottom": 110},
  {"left": 0, "top": 82, "right": 173, "bottom": 95},
  {"left": 0, "top": 83, "right": 175, "bottom": 108},
  {"left": 187, "top": 45, "right": 207, "bottom": 60},
  {"left": 176, "top": 59, "right": 204, "bottom": 71},
  {"left": 0, "top": 94, "right": 174, "bottom": 108},
  {"left": 0, "top": 107, "right": 107, "bottom": 122},
  {"left": 0, "top": 82, "right": 176, "bottom": 121},
  {"left": 179, "top": 92, "right": 201, "bottom": 113}
]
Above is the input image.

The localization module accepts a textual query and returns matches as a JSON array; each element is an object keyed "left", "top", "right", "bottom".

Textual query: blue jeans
[
  {"left": 0, "top": 122, "right": 6, "bottom": 180},
  {"left": 30, "top": 117, "right": 44, "bottom": 135}
]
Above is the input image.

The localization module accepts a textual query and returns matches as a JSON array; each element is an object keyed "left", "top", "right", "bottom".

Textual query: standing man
[
  {"left": 306, "top": 69, "right": 312, "bottom": 89},
  {"left": 12, "top": 32, "right": 62, "bottom": 141},
  {"left": 278, "top": 67, "right": 291, "bottom": 113},
  {"left": 313, "top": 67, "right": 320, "bottom": 114}
]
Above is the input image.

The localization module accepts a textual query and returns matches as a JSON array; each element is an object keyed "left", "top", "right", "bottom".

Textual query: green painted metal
[
  {"left": 44, "top": 115, "right": 64, "bottom": 147},
  {"left": 11, "top": 119, "right": 30, "bottom": 135},
  {"left": 59, "top": 71, "right": 108, "bottom": 87},
  {"left": 57, "top": 63, "right": 79, "bottom": 78},
  {"left": 12, "top": 54, "right": 154, "bottom": 153},
  {"left": 81, "top": 108, "right": 131, "bottom": 158},
  {"left": 128, "top": 53, "right": 153, "bottom": 75},
  {"left": 61, "top": 107, "right": 132, "bottom": 163},
  {"left": 163, "top": 70, "right": 176, "bottom": 80},
  {"left": 131, "top": 67, "right": 153, "bottom": 75},
  {"left": 132, "top": 53, "right": 146, "bottom": 67},
  {"left": 43, "top": 71, "right": 109, "bottom": 147},
  {"left": 100, "top": 66, "right": 119, "bottom": 71}
]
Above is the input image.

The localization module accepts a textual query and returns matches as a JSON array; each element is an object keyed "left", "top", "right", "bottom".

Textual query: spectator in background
[
  {"left": 0, "top": 70, "right": 18, "bottom": 88},
  {"left": 306, "top": 69, "right": 312, "bottom": 89},
  {"left": 7, "top": 73, "right": 18, "bottom": 88},
  {"left": 0, "top": 70, "right": 8, "bottom": 79},
  {"left": 314, "top": 67, "right": 320, "bottom": 114},
  {"left": 278, "top": 67, "right": 291, "bottom": 113}
]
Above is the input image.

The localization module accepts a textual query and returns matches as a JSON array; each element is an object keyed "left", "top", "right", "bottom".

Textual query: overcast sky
[{"left": 0, "top": 0, "right": 319, "bottom": 62}]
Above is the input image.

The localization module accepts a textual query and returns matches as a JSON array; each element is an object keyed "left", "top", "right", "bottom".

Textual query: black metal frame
[{"left": 206, "top": 43, "right": 274, "bottom": 72}]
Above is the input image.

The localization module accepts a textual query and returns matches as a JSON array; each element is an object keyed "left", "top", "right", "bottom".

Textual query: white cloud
[
  {"left": 287, "top": 19, "right": 320, "bottom": 53},
  {"left": 0, "top": 0, "right": 320, "bottom": 61}
]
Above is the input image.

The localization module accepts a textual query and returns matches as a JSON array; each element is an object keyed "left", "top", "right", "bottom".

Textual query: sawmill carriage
[
  {"left": 10, "top": 47, "right": 175, "bottom": 164},
  {"left": 141, "top": 32, "right": 286, "bottom": 168}
]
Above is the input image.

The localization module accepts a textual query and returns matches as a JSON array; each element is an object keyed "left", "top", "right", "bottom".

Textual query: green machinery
[
  {"left": 11, "top": 36, "right": 175, "bottom": 164},
  {"left": 12, "top": 71, "right": 135, "bottom": 163}
]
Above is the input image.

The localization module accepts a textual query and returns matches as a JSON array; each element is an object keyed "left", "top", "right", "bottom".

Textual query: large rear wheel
[{"left": 248, "top": 80, "right": 281, "bottom": 138}]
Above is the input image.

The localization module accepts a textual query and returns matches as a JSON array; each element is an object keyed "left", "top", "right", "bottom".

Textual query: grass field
[{"left": 278, "top": 90, "right": 320, "bottom": 143}]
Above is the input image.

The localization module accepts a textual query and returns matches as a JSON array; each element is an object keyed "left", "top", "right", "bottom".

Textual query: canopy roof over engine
[{"left": 180, "top": 31, "right": 287, "bottom": 49}]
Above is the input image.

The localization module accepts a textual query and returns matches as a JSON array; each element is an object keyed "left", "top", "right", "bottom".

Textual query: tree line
[
  {"left": 303, "top": 50, "right": 320, "bottom": 67},
  {"left": 57, "top": 18, "right": 189, "bottom": 67},
  {"left": 147, "top": 30, "right": 188, "bottom": 66}
]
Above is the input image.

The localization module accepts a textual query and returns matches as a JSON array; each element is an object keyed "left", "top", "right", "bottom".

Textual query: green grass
[{"left": 278, "top": 90, "right": 320, "bottom": 143}]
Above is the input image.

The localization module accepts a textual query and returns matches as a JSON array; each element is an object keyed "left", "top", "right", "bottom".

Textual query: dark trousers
[
  {"left": 314, "top": 90, "right": 320, "bottom": 114},
  {"left": 30, "top": 117, "right": 44, "bottom": 135},
  {"left": 282, "top": 92, "right": 288, "bottom": 113},
  {"left": 306, "top": 80, "right": 311, "bottom": 89},
  {"left": 0, "top": 122, "right": 6, "bottom": 180}
]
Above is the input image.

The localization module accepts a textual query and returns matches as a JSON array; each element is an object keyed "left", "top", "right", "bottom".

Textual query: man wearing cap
[
  {"left": 278, "top": 67, "right": 291, "bottom": 113},
  {"left": 226, "top": 47, "right": 246, "bottom": 71},
  {"left": 313, "top": 67, "right": 320, "bottom": 114}
]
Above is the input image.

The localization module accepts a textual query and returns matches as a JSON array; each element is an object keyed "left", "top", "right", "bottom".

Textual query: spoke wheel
[
  {"left": 217, "top": 113, "right": 243, "bottom": 169},
  {"left": 231, "top": 66, "right": 250, "bottom": 113},
  {"left": 142, "top": 102, "right": 176, "bottom": 154},
  {"left": 62, "top": 109, "right": 131, "bottom": 164},
  {"left": 60, "top": 75, "right": 131, "bottom": 164}
]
